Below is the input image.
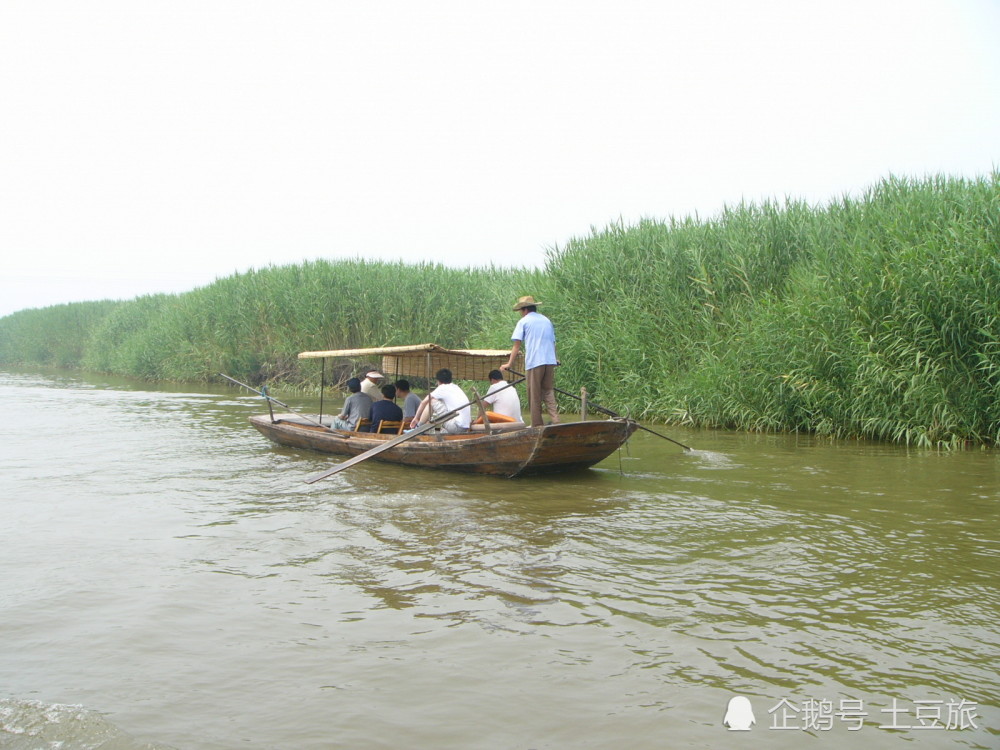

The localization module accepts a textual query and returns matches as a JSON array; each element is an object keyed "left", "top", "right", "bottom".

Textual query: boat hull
[{"left": 249, "top": 415, "right": 638, "bottom": 477}]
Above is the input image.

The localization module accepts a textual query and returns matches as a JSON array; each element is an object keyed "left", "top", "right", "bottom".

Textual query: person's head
[
  {"left": 346, "top": 377, "right": 362, "bottom": 393},
  {"left": 366, "top": 370, "right": 383, "bottom": 383},
  {"left": 435, "top": 368, "right": 453, "bottom": 384},
  {"left": 381, "top": 384, "right": 397, "bottom": 400},
  {"left": 488, "top": 369, "right": 504, "bottom": 383},
  {"left": 394, "top": 379, "right": 410, "bottom": 394},
  {"left": 512, "top": 295, "right": 540, "bottom": 316}
]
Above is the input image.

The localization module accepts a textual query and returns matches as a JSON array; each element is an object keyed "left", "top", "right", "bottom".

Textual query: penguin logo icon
[{"left": 723, "top": 696, "right": 756, "bottom": 731}]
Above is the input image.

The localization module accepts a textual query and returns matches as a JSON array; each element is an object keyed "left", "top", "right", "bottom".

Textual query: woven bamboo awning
[{"left": 298, "top": 343, "right": 521, "bottom": 382}]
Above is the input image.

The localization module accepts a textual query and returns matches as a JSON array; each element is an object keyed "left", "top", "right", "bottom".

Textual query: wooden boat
[
  {"left": 245, "top": 344, "right": 640, "bottom": 477},
  {"left": 250, "top": 413, "right": 638, "bottom": 477}
]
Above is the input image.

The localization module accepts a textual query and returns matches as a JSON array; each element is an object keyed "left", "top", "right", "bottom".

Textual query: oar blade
[{"left": 635, "top": 422, "right": 692, "bottom": 451}]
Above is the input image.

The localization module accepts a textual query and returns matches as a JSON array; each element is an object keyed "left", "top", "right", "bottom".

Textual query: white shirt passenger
[
  {"left": 361, "top": 377, "right": 382, "bottom": 402},
  {"left": 483, "top": 379, "right": 522, "bottom": 421},
  {"left": 430, "top": 382, "right": 471, "bottom": 431}
]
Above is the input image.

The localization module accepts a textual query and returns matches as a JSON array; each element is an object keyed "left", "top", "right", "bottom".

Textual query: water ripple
[{"left": 1, "top": 370, "right": 997, "bottom": 749}]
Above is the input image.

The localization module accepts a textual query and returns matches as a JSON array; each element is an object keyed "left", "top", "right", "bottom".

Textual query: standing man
[{"left": 500, "top": 295, "right": 558, "bottom": 427}]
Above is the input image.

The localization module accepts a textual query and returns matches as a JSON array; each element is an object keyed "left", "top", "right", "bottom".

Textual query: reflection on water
[{"left": 0, "top": 368, "right": 997, "bottom": 749}]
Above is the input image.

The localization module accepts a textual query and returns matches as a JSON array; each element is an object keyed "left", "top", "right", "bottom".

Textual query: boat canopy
[{"left": 297, "top": 343, "right": 521, "bottom": 382}]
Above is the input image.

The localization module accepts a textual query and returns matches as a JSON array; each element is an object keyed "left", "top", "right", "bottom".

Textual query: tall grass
[
  {"left": 12, "top": 260, "right": 542, "bottom": 385},
  {"left": 1, "top": 173, "right": 997, "bottom": 446},
  {"left": 0, "top": 300, "right": 121, "bottom": 368},
  {"left": 545, "top": 173, "right": 1000, "bottom": 446}
]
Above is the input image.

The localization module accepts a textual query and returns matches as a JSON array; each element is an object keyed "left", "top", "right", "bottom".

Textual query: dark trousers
[{"left": 526, "top": 364, "right": 559, "bottom": 427}]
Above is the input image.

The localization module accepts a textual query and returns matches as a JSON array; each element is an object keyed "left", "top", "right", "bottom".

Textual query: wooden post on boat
[
  {"left": 220, "top": 373, "right": 337, "bottom": 431},
  {"left": 472, "top": 388, "right": 493, "bottom": 435},
  {"left": 261, "top": 385, "right": 276, "bottom": 422},
  {"left": 581, "top": 387, "right": 588, "bottom": 421}
]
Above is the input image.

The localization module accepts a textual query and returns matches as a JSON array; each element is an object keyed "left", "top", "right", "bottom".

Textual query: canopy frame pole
[{"left": 319, "top": 357, "right": 326, "bottom": 425}]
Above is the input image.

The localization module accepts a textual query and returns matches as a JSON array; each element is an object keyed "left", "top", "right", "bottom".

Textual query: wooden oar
[
  {"left": 304, "top": 377, "right": 525, "bottom": 483},
  {"left": 219, "top": 373, "right": 339, "bottom": 432},
  {"left": 507, "top": 369, "right": 693, "bottom": 452},
  {"left": 304, "top": 419, "right": 441, "bottom": 483}
]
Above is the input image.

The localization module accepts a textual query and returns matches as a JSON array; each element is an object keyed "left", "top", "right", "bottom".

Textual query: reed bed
[
  {"left": 546, "top": 173, "right": 1000, "bottom": 446},
  {"left": 0, "top": 300, "right": 121, "bottom": 369},
  {"left": 1, "top": 173, "right": 997, "bottom": 446},
  {"left": 0, "top": 260, "right": 542, "bottom": 386}
]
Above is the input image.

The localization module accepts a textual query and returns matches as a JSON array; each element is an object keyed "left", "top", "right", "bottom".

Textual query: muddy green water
[{"left": 0, "top": 369, "right": 997, "bottom": 749}]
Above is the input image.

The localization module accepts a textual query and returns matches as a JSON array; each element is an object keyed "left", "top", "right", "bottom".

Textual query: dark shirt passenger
[
  {"left": 368, "top": 383, "right": 404, "bottom": 433},
  {"left": 369, "top": 399, "right": 403, "bottom": 433}
]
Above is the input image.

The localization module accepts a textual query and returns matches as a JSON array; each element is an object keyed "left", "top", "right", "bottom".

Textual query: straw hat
[
  {"left": 366, "top": 371, "right": 383, "bottom": 379},
  {"left": 512, "top": 295, "right": 542, "bottom": 310}
]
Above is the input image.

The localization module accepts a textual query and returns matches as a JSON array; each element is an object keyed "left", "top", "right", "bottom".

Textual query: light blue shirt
[{"left": 511, "top": 311, "right": 557, "bottom": 370}]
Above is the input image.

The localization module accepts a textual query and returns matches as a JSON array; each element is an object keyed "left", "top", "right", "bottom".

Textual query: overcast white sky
[{"left": 1, "top": 0, "right": 998, "bottom": 318}]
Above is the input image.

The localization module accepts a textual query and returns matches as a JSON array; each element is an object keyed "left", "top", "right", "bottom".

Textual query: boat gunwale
[{"left": 252, "top": 414, "right": 625, "bottom": 445}]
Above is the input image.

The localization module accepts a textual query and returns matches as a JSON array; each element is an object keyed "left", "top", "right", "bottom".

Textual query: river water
[{"left": 0, "top": 368, "right": 997, "bottom": 750}]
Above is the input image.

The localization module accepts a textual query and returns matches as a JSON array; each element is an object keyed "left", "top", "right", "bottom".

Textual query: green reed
[
  {"left": 545, "top": 173, "right": 1000, "bottom": 446},
  {"left": 0, "top": 300, "right": 122, "bottom": 369},
  {"left": 0, "top": 259, "right": 542, "bottom": 386},
  {"left": 1, "top": 173, "right": 997, "bottom": 446}
]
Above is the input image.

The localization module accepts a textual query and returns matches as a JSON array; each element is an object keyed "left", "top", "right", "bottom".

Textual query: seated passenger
[
  {"left": 394, "top": 379, "right": 422, "bottom": 422},
  {"left": 360, "top": 370, "right": 383, "bottom": 401},
  {"left": 332, "top": 377, "right": 373, "bottom": 431},
  {"left": 410, "top": 368, "right": 471, "bottom": 434},
  {"left": 369, "top": 383, "right": 404, "bottom": 433},
  {"left": 481, "top": 369, "right": 522, "bottom": 422}
]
